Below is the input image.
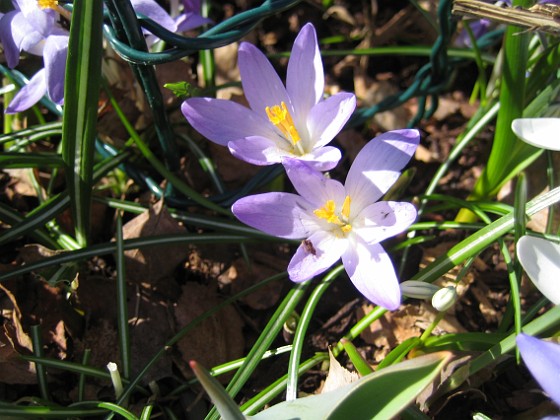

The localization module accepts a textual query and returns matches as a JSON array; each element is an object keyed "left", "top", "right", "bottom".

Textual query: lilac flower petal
[
  {"left": 6, "top": 68, "right": 47, "bottom": 113},
  {"left": 130, "top": 0, "right": 177, "bottom": 32},
  {"left": 43, "top": 34, "right": 68, "bottom": 105},
  {"left": 175, "top": 12, "right": 212, "bottom": 32},
  {"left": 10, "top": 11, "right": 43, "bottom": 56},
  {"left": 455, "top": 19, "right": 491, "bottom": 48},
  {"left": 183, "top": 0, "right": 200, "bottom": 11},
  {"left": 342, "top": 240, "right": 401, "bottom": 310},
  {"left": 17, "top": 0, "right": 54, "bottom": 38},
  {"left": 182, "top": 97, "right": 277, "bottom": 146},
  {"left": 228, "top": 136, "right": 285, "bottom": 166},
  {"left": 0, "top": 11, "right": 22, "bottom": 68},
  {"left": 307, "top": 92, "right": 356, "bottom": 148},
  {"left": 238, "top": 42, "right": 292, "bottom": 119},
  {"left": 355, "top": 201, "right": 417, "bottom": 244},
  {"left": 346, "top": 129, "right": 420, "bottom": 211},
  {"left": 232, "top": 193, "right": 313, "bottom": 239},
  {"left": 296, "top": 146, "right": 341, "bottom": 172},
  {"left": 288, "top": 230, "right": 346, "bottom": 282},
  {"left": 283, "top": 158, "right": 346, "bottom": 208},
  {"left": 286, "top": 22, "right": 323, "bottom": 125},
  {"left": 517, "top": 333, "right": 560, "bottom": 407}
]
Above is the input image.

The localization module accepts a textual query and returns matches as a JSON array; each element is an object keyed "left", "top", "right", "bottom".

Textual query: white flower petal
[
  {"left": 512, "top": 118, "right": 560, "bottom": 151},
  {"left": 517, "top": 235, "right": 560, "bottom": 304}
]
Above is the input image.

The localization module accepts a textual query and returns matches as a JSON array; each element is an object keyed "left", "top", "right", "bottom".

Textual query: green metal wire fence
[{"left": 3, "top": 0, "right": 491, "bottom": 207}]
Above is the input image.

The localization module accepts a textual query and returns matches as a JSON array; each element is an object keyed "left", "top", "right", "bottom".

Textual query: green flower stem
[
  {"left": 31, "top": 325, "right": 49, "bottom": 401},
  {"left": 286, "top": 266, "right": 344, "bottom": 401},
  {"left": 116, "top": 213, "right": 131, "bottom": 380}
]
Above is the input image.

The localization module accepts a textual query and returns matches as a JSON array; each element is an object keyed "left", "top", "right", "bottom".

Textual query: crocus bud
[
  {"left": 432, "top": 286, "right": 458, "bottom": 312},
  {"left": 400, "top": 280, "right": 440, "bottom": 300}
]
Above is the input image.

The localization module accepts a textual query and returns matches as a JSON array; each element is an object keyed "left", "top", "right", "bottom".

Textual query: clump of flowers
[
  {"left": 232, "top": 130, "right": 419, "bottom": 310},
  {"left": 182, "top": 22, "right": 356, "bottom": 171},
  {"left": 0, "top": 0, "right": 204, "bottom": 113}
]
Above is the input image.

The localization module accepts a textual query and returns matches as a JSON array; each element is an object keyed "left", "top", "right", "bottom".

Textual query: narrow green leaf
[
  {"left": 341, "top": 338, "right": 374, "bottom": 376},
  {"left": 190, "top": 361, "right": 245, "bottom": 420},
  {"left": 0, "top": 152, "right": 64, "bottom": 168},
  {"left": 61, "top": 0, "right": 104, "bottom": 247}
]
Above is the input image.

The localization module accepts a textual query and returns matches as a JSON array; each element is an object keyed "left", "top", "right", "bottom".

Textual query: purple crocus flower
[
  {"left": 174, "top": 0, "right": 212, "bottom": 32},
  {"left": 182, "top": 23, "right": 356, "bottom": 171},
  {"left": 232, "top": 129, "right": 419, "bottom": 310},
  {"left": 0, "top": 0, "right": 185, "bottom": 113},
  {"left": 0, "top": 0, "right": 69, "bottom": 113},
  {"left": 517, "top": 333, "right": 560, "bottom": 407}
]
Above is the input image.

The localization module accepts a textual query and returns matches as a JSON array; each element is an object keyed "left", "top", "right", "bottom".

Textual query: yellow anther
[
  {"left": 265, "top": 102, "right": 301, "bottom": 145},
  {"left": 313, "top": 196, "right": 352, "bottom": 235},
  {"left": 313, "top": 200, "right": 342, "bottom": 225},
  {"left": 37, "top": 0, "right": 58, "bottom": 10},
  {"left": 341, "top": 195, "right": 351, "bottom": 220}
]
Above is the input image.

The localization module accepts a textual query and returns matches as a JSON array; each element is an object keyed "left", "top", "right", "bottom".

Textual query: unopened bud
[
  {"left": 400, "top": 280, "right": 440, "bottom": 300},
  {"left": 432, "top": 286, "right": 457, "bottom": 312}
]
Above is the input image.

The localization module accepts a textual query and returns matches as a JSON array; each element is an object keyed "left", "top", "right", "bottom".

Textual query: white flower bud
[
  {"left": 431, "top": 286, "right": 458, "bottom": 312},
  {"left": 400, "top": 280, "right": 440, "bottom": 300}
]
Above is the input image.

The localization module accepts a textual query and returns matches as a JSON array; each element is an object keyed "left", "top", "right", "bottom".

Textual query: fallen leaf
[
  {"left": 123, "top": 200, "right": 188, "bottom": 289},
  {"left": 174, "top": 282, "right": 244, "bottom": 379},
  {"left": 320, "top": 349, "right": 359, "bottom": 394}
]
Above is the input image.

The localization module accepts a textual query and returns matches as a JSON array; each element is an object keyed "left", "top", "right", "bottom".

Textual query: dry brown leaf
[
  {"left": 354, "top": 77, "right": 410, "bottom": 131},
  {"left": 359, "top": 302, "right": 466, "bottom": 364},
  {"left": 0, "top": 332, "right": 36, "bottom": 384},
  {"left": 212, "top": 42, "right": 243, "bottom": 100},
  {"left": 174, "top": 282, "right": 244, "bottom": 379},
  {"left": 0, "top": 283, "right": 36, "bottom": 384},
  {"left": 320, "top": 349, "right": 359, "bottom": 394},
  {"left": 208, "top": 141, "right": 260, "bottom": 187},
  {"left": 220, "top": 256, "right": 285, "bottom": 310},
  {"left": 123, "top": 200, "right": 188, "bottom": 287}
]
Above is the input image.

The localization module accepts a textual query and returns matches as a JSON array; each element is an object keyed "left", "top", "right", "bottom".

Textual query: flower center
[
  {"left": 37, "top": 0, "right": 58, "bottom": 9},
  {"left": 313, "top": 195, "right": 352, "bottom": 235},
  {"left": 265, "top": 102, "right": 305, "bottom": 154}
]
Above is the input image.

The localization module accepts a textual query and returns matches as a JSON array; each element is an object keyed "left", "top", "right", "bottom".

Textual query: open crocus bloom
[
  {"left": 0, "top": 0, "right": 179, "bottom": 113},
  {"left": 182, "top": 22, "right": 356, "bottom": 171},
  {"left": 517, "top": 235, "right": 560, "bottom": 305},
  {"left": 512, "top": 118, "right": 560, "bottom": 151},
  {"left": 0, "top": 0, "right": 69, "bottom": 112},
  {"left": 232, "top": 129, "right": 419, "bottom": 310},
  {"left": 517, "top": 333, "right": 560, "bottom": 408}
]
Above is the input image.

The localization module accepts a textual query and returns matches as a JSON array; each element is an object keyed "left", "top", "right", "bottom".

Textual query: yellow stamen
[
  {"left": 313, "top": 195, "right": 352, "bottom": 235},
  {"left": 265, "top": 102, "right": 302, "bottom": 147},
  {"left": 341, "top": 195, "right": 351, "bottom": 220},
  {"left": 313, "top": 200, "right": 342, "bottom": 225},
  {"left": 37, "top": 0, "right": 58, "bottom": 10}
]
